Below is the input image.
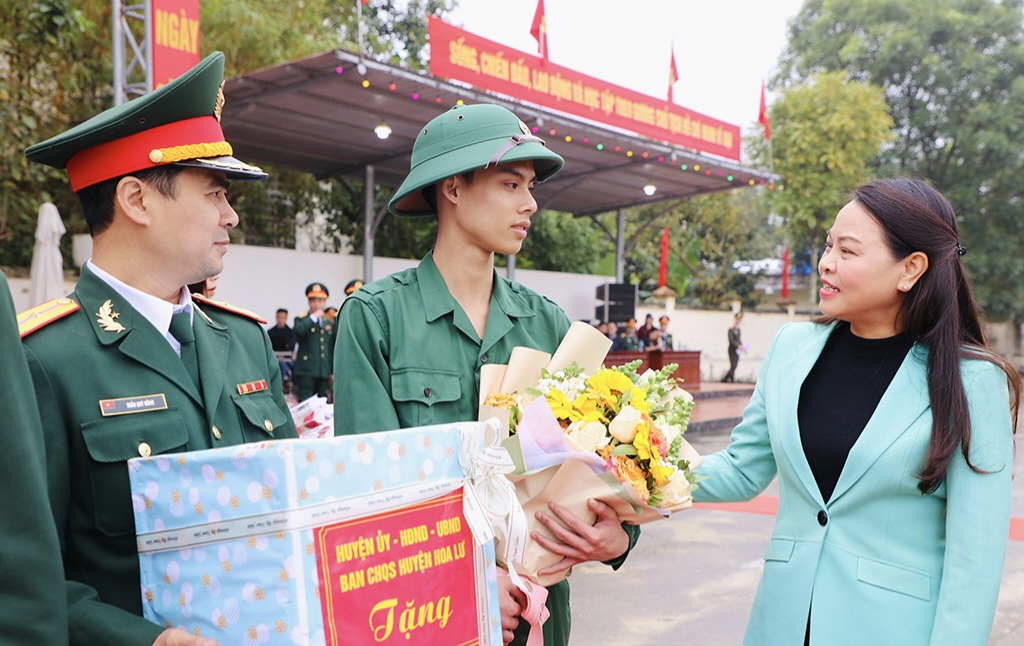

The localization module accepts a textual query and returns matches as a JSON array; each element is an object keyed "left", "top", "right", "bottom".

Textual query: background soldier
[{"left": 293, "top": 282, "right": 334, "bottom": 400}]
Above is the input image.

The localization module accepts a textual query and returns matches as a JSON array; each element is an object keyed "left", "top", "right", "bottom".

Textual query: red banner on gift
[
  {"left": 151, "top": 0, "right": 201, "bottom": 90},
  {"left": 428, "top": 16, "right": 740, "bottom": 161},
  {"left": 316, "top": 488, "right": 480, "bottom": 645}
]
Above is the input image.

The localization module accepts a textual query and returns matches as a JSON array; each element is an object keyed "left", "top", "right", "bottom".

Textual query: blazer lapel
[
  {"left": 829, "top": 346, "right": 930, "bottom": 504},
  {"left": 193, "top": 304, "right": 230, "bottom": 425},
  {"left": 76, "top": 268, "right": 202, "bottom": 404},
  {"left": 773, "top": 323, "right": 836, "bottom": 507}
]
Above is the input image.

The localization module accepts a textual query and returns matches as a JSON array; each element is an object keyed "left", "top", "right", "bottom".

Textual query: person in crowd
[
  {"left": 20, "top": 52, "right": 295, "bottom": 646},
  {"left": 267, "top": 307, "right": 297, "bottom": 394},
  {"left": 596, "top": 320, "right": 608, "bottom": 337},
  {"left": 293, "top": 282, "right": 334, "bottom": 400},
  {"left": 344, "top": 278, "right": 364, "bottom": 298},
  {"left": 606, "top": 320, "right": 618, "bottom": 342},
  {"left": 611, "top": 317, "right": 640, "bottom": 351},
  {"left": 722, "top": 312, "right": 745, "bottom": 382},
  {"left": 643, "top": 327, "right": 666, "bottom": 351},
  {"left": 693, "top": 178, "right": 1020, "bottom": 646},
  {"left": 2, "top": 272, "right": 69, "bottom": 646},
  {"left": 187, "top": 273, "right": 219, "bottom": 298},
  {"left": 333, "top": 103, "right": 639, "bottom": 646},
  {"left": 658, "top": 314, "right": 675, "bottom": 350},
  {"left": 636, "top": 312, "right": 655, "bottom": 346}
]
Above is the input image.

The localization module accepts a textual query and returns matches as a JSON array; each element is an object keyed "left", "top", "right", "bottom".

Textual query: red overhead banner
[
  {"left": 151, "top": 0, "right": 201, "bottom": 90},
  {"left": 428, "top": 16, "right": 740, "bottom": 161}
]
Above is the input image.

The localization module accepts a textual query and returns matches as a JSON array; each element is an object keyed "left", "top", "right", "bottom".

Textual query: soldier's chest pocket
[
  {"left": 81, "top": 409, "right": 190, "bottom": 537},
  {"left": 391, "top": 368, "right": 463, "bottom": 427},
  {"left": 231, "top": 391, "right": 291, "bottom": 440}
]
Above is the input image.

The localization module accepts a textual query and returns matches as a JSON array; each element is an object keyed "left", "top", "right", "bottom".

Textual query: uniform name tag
[
  {"left": 99, "top": 394, "right": 168, "bottom": 416},
  {"left": 237, "top": 379, "right": 268, "bottom": 395}
]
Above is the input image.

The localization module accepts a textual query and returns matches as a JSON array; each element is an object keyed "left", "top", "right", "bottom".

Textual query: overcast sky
[{"left": 448, "top": 0, "right": 807, "bottom": 137}]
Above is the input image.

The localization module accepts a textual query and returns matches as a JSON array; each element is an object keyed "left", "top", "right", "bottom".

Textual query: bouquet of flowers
[{"left": 478, "top": 321, "right": 703, "bottom": 587}]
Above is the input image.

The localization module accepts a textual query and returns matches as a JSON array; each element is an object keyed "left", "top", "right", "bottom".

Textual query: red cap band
[{"left": 65, "top": 116, "right": 226, "bottom": 191}]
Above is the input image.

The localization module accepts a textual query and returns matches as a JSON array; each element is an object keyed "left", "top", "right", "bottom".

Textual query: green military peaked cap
[
  {"left": 388, "top": 103, "right": 565, "bottom": 217},
  {"left": 25, "top": 52, "right": 266, "bottom": 192}
]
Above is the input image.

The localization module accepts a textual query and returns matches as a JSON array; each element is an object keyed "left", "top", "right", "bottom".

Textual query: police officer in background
[
  {"left": 20, "top": 52, "right": 296, "bottom": 646},
  {"left": 293, "top": 282, "right": 334, "bottom": 400}
]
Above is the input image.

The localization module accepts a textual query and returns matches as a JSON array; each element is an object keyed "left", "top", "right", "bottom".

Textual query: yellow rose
[
  {"left": 608, "top": 405, "right": 644, "bottom": 443},
  {"left": 565, "top": 420, "right": 611, "bottom": 453},
  {"left": 655, "top": 471, "right": 693, "bottom": 511}
]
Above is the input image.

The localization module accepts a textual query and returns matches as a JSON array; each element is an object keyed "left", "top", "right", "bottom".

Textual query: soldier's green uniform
[
  {"left": 294, "top": 282, "right": 335, "bottom": 400},
  {"left": 22, "top": 52, "right": 295, "bottom": 645},
  {"left": 0, "top": 272, "right": 68, "bottom": 646},
  {"left": 334, "top": 104, "right": 639, "bottom": 646}
]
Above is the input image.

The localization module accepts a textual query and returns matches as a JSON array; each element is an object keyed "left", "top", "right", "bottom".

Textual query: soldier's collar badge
[{"left": 97, "top": 299, "right": 126, "bottom": 333}]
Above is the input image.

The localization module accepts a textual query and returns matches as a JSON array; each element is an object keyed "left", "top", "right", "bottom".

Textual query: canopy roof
[{"left": 221, "top": 49, "right": 774, "bottom": 217}]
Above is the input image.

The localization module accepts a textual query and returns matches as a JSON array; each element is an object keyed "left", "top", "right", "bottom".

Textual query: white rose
[
  {"left": 655, "top": 471, "right": 694, "bottom": 511},
  {"left": 565, "top": 421, "right": 611, "bottom": 453},
  {"left": 659, "top": 423, "right": 682, "bottom": 447},
  {"left": 662, "top": 386, "right": 694, "bottom": 407},
  {"left": 608, "top": 405, "right": 644, "bottom": 443}
]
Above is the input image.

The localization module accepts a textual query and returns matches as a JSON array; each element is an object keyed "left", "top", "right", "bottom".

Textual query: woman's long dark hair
[{"left": 850, "top": 178, "right": 1020, "bottom": 493}]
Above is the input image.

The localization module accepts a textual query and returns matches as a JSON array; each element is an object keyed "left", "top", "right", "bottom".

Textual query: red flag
[
  {"left": 668, "top": 44, "right": 679, "bottom": 102},
  {"left": 530, "top": 0, "right": 548, "bottom": 62},
  {"left": 658, "top": 227, "right": 669, "bottom": 288},
  {"left": 759, "top": 80, "right": 771, "bottom": 140},
  {"left": 781, "top": 247, "right": 790, "bottom": 299}
]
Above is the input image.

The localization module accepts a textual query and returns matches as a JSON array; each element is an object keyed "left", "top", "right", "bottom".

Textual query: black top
[
  {"left": 266, "top": 323, "right": 297, "bottom": 353},
  {"left": 798, "top": 322, "right": 915, "bottom": 503}
]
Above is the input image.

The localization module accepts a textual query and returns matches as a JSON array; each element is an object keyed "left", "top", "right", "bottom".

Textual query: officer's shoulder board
[
  {"left": 18, "top": 297, "right": 80, "bottom": 338},
  {"left": 192, "top": 294, "right": 267, "bottom": 324}
]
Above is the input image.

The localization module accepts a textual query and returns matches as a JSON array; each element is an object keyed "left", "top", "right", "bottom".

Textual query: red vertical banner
[
  {"left": 758, "top": 80, "right": 771, "bottom": 141},
  {"left": 151, "top": 0, "right": 201, "bottom": 90},
  {"left": 781, "top": 247, "right": 790, "bottom": 299},
  {"left": 668, "top": 44, "right": 679, "bottom": 103},
  {"left": 530, "top": 0, "right": 548, "bottom": 63},
  {"left": 658, "top": 227, "right": 669, "bottom": 288},
  {"left": 316, "top": 489, "right": 481, "bottom": 645}
]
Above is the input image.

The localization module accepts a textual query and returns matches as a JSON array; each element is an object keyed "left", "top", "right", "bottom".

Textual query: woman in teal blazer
[{"left": 694, "top": 178, "right": 1020, "bottom": 646}]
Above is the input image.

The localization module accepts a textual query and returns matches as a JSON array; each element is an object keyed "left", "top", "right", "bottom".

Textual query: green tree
[
  {"left": 747, "top": 71, "right": 893, "bottom": 306},
  {"left": 776, "top": 0, "right": 1024, "bottom": 320}
]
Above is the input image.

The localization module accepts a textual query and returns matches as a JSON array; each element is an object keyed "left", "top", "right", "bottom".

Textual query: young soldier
[
  {"left": 333, "top": 103, "right": 639, "bottom": 646},
  {"left": 293, "top": 282, "right": 334, "bottom": 400},
  {"left": 21, "top": 53, "right": 296, "bottom": 646}
]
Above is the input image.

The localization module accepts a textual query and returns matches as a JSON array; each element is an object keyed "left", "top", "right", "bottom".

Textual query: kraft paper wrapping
[{"left": 547, "top": 321, "right": 612, "bottom": 374}]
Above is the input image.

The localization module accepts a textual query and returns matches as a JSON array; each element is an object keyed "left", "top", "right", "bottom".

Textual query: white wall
[{"left": 11, "top": 241, "right": 1021, "bottom": 383}]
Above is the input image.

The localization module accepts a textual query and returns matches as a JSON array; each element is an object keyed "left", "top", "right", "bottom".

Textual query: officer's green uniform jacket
[
  {"left": 1, "top": 272, "right": 69, "bottom": 646},
  {"left": 293, "top": 311, "right": 335, "bottom": 379},
  {"left": 21, "top": 265, "right": 296, "bottom": 646},
  {"left": 333, "top": 251, "right": 640, "bottom": 646}
]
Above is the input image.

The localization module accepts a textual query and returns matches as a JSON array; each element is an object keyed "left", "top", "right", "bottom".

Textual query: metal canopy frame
[{"left": 220, "top": 48, "right": 775, "bottom": 281}]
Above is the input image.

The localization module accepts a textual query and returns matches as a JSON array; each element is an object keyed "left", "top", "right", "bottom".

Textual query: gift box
[{"left": 129, "top": 422, "right": 503, "bottom": 646}]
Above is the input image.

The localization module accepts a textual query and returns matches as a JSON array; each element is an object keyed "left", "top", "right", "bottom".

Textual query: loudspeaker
[{"left": 594, "top": 283, "right": 636, "bottom": 324}]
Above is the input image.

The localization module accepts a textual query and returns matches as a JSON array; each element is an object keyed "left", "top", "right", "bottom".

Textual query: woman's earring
[{"left": 900, "top": 284, "right": 909, "bottom": 291}]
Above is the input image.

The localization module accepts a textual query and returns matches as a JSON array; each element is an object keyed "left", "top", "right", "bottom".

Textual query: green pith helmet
[
  {"left": 388, "top": 103, "right": 565, "bottom": 217},
  {"left": 25, "top": 52, "right": 266, "bottom": 192}
]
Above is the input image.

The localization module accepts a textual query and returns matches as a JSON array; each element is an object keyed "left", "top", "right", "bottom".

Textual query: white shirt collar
[{"left": 87, "top": 261, "right": 193, "bottom": 351}]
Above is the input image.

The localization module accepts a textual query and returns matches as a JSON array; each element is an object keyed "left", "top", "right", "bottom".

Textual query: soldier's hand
[{"left": 151, "top": 627, "right": 220, "bottom": 646}]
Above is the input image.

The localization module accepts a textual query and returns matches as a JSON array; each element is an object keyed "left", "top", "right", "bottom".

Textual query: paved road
[{"left": 567, "top": 428, "right": 1024, "bottom": 646}]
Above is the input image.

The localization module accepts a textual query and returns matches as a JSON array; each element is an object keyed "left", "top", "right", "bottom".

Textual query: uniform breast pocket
[
  {"left": 81, "top": 409, "right": 190, "bottom": 537},
  {"left": 391, "top": 368, "right": 463, "bottom": 427},
  {"left": 231, "top": 391, "right": 291, "bottom": 440}
]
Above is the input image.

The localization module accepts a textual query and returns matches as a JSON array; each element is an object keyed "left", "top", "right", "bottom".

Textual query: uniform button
[
  {"left": 212, "top": 425, "right": 222, "bottom": 440},
  {"left": 481, "top": 354, "right": 488, "bottom": 363},
  {"left": 138, "top": 442, "right": 152, "bottom": 458},
  {"left": 264, "top": 419, "right": 274, "bottom": 432},
  {"left": 424, "top": 387, "right": 431, "bottom": 397},
  {"left": 817, "top": 510, "right": 828, "bottom": 526}
]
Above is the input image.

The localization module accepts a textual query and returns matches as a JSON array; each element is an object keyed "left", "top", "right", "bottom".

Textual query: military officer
[
  {"left": 293, "top": 282, "right": 335, "bottom": 400},
  {"left": 0, "top": 272, "right": 69, "bottom": 646},
  {"left": 333, "top": 103, "right": 639, "bottom": 646},
  {"left": 21, "top": 52, "right": 296, "bottom": 646}
]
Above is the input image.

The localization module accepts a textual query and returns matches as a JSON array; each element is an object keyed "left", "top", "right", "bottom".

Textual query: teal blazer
[{"left": 694, "top": 322, "right": 1013, "bottom": 646}]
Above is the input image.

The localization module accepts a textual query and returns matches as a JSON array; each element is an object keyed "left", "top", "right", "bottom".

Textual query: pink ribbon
[{"left": 498, "top": 568, "right": 549, "bottom": 646}]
